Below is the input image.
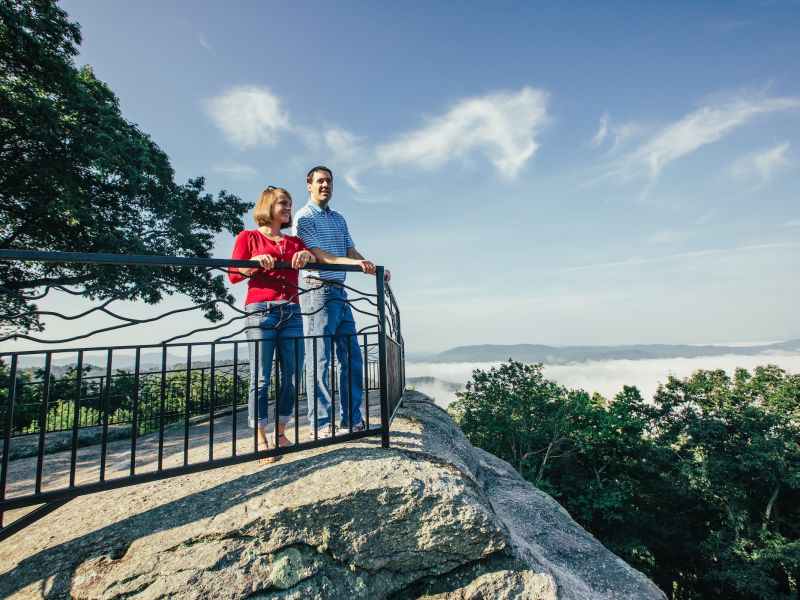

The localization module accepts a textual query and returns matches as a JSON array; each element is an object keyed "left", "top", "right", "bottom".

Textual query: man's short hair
[
  {"left": 253, "top": 186, "right": 292, "bottom": 229},
  {"left": 306, "top": 165, "right": 333, "bottom": 183}
]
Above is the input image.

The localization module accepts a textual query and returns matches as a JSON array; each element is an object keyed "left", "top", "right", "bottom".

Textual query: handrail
[{"left": 0, "top": 248, "right": 363, "bottom": 272}]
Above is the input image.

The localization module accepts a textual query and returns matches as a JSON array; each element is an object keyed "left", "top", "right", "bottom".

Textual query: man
[{"left": 294, "top": 166, "right": 390, "bottom": 438}]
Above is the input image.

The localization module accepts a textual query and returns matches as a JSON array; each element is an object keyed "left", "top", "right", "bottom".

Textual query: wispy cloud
[
  {"left": 205, "top": 86, "right": 549, "bottom": 186},
  {"left": 205, "top": 86, "right": 291, "bottom": 149},
  {"left": 694, "top": 210, "right": 716, "bottom": 226},
  {"left": 646, "top": 211, "right": 715, "bottom": 244},
  {"left": 591, "top": 113, "right": 609, "bottom": 148},
  {"left": 728, "top": 142, "right": 792, "bottom": 186},
  {"left": 706, "top": 19, "right": 754, "bottom": 32},
  {"left": 197, "top": 33, "right": 213, "bottom": 53},
  {"left": 594, "top": 92, "right": 800, "bottom": 189},
  {"left": 646, "top": 228, "right": 696, "bottom": 244},
  {"left": 211, "top": 162, "right": 258, "bottom": 181},
  {"left": 376, "top": 87, "right": 549, "bottom": 180},
  {"left": 323, "top": 127, "right": 370, "bottom": 193},
  {"left": 783, "top": 219, "right": 800, "bottom": 227},
  {"left": 538, "top": 240, "right": 800, "bottom": 277},
  {"left": 590, "top": 113, "right": 641, "bottom": 154}
]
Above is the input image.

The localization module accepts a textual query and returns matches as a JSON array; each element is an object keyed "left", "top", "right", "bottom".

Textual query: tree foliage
[
  {"left": 0, "top": 0, "right": 252, "bottom": 333},
  {"left": 451, "top": 360, "right": 800, "bottom": 599},
  {"left": 0, "top": 361, "right": 248, "bottom": 437}
]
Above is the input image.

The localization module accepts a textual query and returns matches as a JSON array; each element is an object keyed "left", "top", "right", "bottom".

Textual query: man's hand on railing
[
  {"left": 291, "top": 251, "right": 314, "bottom": 270},
  {"left": 355, "top": 259, "right": 376, "bottom": 276},
  {"left": 354, "top": 260, "right": 391, "bottom": 282}
]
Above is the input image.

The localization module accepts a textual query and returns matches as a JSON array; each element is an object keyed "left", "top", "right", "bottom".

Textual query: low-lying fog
[{"left": 407, "top": 352, "right": 800, "bottom": 408}]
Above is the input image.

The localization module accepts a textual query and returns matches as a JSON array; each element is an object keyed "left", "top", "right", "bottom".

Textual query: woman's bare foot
[
  {"left": 257, "top": 443, "right": 277, "bottom": 465},
  {"left": 256, "top": 428, "right": 279, "bottom": 465}
]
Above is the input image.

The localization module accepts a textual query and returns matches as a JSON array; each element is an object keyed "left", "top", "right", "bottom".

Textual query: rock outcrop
[{"left": 0, "top": 392, "right": 665, "bottom": 599}]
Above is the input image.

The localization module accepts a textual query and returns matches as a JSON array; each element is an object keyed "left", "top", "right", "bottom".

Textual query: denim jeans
[
  {"left": 245, "top": 302, "right": 304, "bottom": 429},
  {"left": 300, "top": 284, "right": 364, "bottom": 429}
]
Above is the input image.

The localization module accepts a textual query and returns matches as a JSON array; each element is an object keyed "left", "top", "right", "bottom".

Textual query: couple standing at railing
[{"left": 228, "top": 165, "right": 391, "bottom": 463}]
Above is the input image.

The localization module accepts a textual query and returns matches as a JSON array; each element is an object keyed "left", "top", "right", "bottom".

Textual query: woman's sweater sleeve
[{"left": 228, "top": 231, "right": 250, "bottom": 284}]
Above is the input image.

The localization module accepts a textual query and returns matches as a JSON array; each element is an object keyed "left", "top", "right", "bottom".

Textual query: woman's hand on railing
[{"left": 241, "top": 254, "right": 276, "bottom": 276}]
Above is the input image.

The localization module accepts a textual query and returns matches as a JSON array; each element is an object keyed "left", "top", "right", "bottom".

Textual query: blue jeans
[
  {"left": 245, "top": 302, "right": 304, "bottom": 429},
  {"left": 301, "top": 284, "right": 364, "bottom": 429}
]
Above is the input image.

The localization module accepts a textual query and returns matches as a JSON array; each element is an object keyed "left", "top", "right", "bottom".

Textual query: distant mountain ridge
[
  {"left": 16, "top": 339, "right": 800, "bottom": 371},
  {"left": 430, "top": 339, "right": 800, "bottom": 364}
]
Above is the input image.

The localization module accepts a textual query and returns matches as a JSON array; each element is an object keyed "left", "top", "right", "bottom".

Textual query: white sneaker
[{"left": 308, "top": 424, "right": 332, "bottom": 440}]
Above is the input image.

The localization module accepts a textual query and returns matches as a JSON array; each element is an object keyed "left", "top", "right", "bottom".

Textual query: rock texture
[{"left": 0, "top": 392, "right": 665, "bottom": 599}]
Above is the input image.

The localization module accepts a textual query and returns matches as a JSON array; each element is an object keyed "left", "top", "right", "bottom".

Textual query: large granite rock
[{"left": 0, "top": 392, "right": 665, "bottom": 599}]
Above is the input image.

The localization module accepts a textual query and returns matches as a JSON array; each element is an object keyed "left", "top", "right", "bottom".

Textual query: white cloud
[
  {"left": 645, "top": 228, "right": 695, "bottom": 244},
  {"left": 538, "top": 239, "right": 800, "bottom": 277},
  {"left": 591, "top": 113, "right": 609, "bottom": 148},
  {"left": 706, "top": 19, "right": 753, "bottom": 32},
  {"left": 590, "top": 113, "right": 642, "bottom": 155},
  {"left": 608, "top": 123, "right": 641, "bottom": 154},
  {"left": 596, "top": 92, "right": 800, "bottom": 186},
  {"left": 728, "top": 142, "right": 792, "bottom": 185},
  {"left": 324, "top": 127, "right": 365, "bottom": 163},
  {"left": 783, "top": 219, "right": 800, "bottom": 227},
  {"left": 205, "top": 86, "right": 291, "bottom": 149},
  {"left": 693, "top": 210, "right": 716, "bottom": 225},
  {"left": 212, "top": 162, "right": 258, "bottom": 180},
  {"left": 376, "top": 87, "right": 549, "bottom": 180},
  {"left": 644, "top": 212, "right": 714, "bottom": 245},
  {"left": 408, "top": 353, "right": 800, "bottom": 407},
  {"left": 323, "top": 127, "right": 370, "bottom": 193},
  {"left": 197, "top": 33, "right": 212, "bottom": 53}
]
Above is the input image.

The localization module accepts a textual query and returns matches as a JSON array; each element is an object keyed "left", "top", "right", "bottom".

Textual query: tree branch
[
  {"left": 763, "top": 484, "right": 780, "bottom": 531},
  {"left": 536, "top": 441, "right": 555, "bottom": 485},
  {"left": 5, "top": 274, "right": 94, "bottom": 290}
]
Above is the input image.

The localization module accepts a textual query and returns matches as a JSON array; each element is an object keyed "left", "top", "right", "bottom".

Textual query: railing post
[
  {"left": 69, "top": 351, "right": 84, "bottom": 487},
  {"left": 99, "top": 349, "right": 113, "bottom": 481},
  {"left": 1, "top": 355, "right": 18, "bottom": 527},
  {"left": 376, "top": 267, "right": 390, "bottom": 448},
  {"left": 35, "top": 353, "right": 52, "bottom": 493}
]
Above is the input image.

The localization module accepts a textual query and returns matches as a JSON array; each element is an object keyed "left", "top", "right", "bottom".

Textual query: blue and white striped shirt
[{"left": 294, "top": 200, "right": 355, "bottom": 283}]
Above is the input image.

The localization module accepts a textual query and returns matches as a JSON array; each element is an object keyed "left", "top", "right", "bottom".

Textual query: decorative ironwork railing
[{"left": 0, "top": 250, "right": 404, "bottom": 542}]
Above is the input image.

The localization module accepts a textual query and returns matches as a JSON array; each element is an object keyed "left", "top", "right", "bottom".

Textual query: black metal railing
[
  {"left": 6, "top": 356, "right": 382, "bottom": 438},
  {"left": 0, "top": 249, "right": 404, "bottom": 541}
]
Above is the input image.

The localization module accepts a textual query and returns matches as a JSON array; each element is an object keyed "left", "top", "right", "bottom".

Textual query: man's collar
[{"left": 307, "top": 200, "right": 329, "bottom": 213}]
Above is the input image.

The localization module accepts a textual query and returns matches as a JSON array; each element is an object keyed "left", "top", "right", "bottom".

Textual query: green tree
[
  {"left": 452, "top": 360, "right": 800, "bottom": 600},
  {"left": 451, "top": 361, "right": 575, "bottom": 485},
  {"left": 651, "top": 366, "right": 800, "bottom": 599},
  {"left": 0, "top": 0, "right": 251, "bottom": 334}
]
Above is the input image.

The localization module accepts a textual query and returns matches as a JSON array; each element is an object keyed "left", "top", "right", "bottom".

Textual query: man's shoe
[
  {"left": 341, "top": 421, "right": 367, "bottom": 432},
  {"left": 308, "top": 424, "right": 332, "bottom": 440}
]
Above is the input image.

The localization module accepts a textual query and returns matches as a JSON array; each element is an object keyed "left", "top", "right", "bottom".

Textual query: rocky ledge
[{"left": 0, "top": 391, "right": 665, "bottom": 599}]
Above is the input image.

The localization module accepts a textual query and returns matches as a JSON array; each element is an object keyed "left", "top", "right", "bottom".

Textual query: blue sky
[{"left": 56, "top": 0, "right": 800, "bottom": 353}]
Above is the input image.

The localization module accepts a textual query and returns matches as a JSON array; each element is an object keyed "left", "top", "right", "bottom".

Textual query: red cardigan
[{"left": 228, "top": 230, "right": 308, "bottom": 305}]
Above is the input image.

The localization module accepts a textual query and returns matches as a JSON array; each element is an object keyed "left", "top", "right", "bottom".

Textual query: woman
[{"left": 229, "top": 186, "right": 313, "bottom": 463}]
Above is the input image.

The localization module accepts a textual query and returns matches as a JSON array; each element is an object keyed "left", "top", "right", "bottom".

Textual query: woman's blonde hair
[{"left": 253, "top": 186, "right": 292, "bottom": 228}]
